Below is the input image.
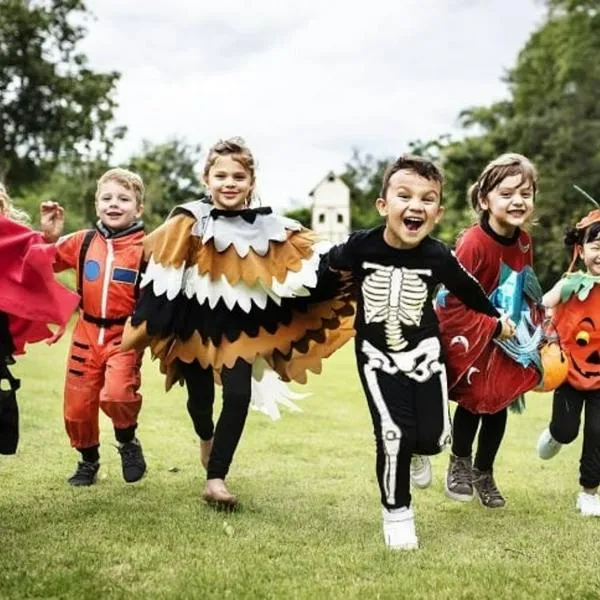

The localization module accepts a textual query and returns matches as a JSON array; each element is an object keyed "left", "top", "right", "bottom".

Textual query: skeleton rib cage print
[{"left": 362, "top": 262, "right": 431, "bottom": 352}]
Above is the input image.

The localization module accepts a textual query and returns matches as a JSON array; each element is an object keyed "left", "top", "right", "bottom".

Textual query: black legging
[
  {"left": 180, "top": 359, "right": 253, "bottom": 480},
  {"left": 451, "top": 405, "right": 507, "bottom": 472},
  {"left": 550, "top": 383, "right": 600, "bottom": 489}
]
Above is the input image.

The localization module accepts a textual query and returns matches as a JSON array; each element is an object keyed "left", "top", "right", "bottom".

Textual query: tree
[
  {"left": 0, "top": 0, "right": 123, "bottom": 188},
  {"left": 14, "top": 139, "right": 204, "bottom": 233},
  {"left": 402, "top": 0, "right": 600, "bottom": 287},
  {"left": 340, "top": 149, "right": 391, "bottom": 229},
  {"left": 284, "top": 206, "right": 311, "bottom": 228},
  {"left": 126, "top": 139, "right": 204, "bottom": 229}
]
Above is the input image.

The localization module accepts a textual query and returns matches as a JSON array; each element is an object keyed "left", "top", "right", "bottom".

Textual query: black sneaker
[
  {"left": 445, "top": 454, "right": 473, "bottom": 501},
  {"left": 68, "top": 461, "right": 99, "bottom": 486},
  {"left": 117, "top": 438, "right": 147, "bottom": 483},
  {"left": 472, "top": 468, "right": 506, "bottom": 508}
]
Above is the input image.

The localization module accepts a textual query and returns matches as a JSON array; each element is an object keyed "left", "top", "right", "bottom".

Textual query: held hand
[
  {"left": 45, "top": 324, "right": 66, "bottom": 346},
  {"left": 497, "top": 315, "right": 517, "bottom": 341},
  {"left": 40, "top": 201, "right": 65, "bottom": 242}
]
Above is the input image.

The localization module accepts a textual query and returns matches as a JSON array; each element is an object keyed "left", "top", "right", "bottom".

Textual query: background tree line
[{"left": 2, "top": 0, "right": 598, "bottom": 288}]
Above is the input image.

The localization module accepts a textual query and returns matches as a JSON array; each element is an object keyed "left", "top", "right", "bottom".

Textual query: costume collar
[
  {"left": 95, "top": 220, "right": 144, "bottom": 239},
  {"left": 210, "top": 206, "right": 272, "bottom": 224},
  {"left": 480, "top": 212, "right": 520, "bottom": 246}
]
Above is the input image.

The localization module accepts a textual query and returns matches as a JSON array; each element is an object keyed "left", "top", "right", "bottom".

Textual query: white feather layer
[
  {"left": 143, "top": 240, "right": 333, "bottom": 312},
  {"left": 250, "top": 358, "right": 308, "bottom": 420}
]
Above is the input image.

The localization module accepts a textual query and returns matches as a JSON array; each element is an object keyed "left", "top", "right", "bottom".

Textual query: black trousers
[
  {"left": 549, "top": 383, "right": 600, "bottom": 489},
  {"left": 180, "top": 359, "right": 252, "bottom": 480},
  {"left": 0, "top": 313, "right": 19, "bottom": 455},
  {"left": 451, "top": 405, "right": 508, "bottom": 472},
  {"left": 356, "top": 338, "right": 450, "bottom": 510}
]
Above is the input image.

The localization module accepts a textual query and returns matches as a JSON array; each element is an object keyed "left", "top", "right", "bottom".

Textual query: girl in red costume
[
  {"left": 0, "top": 183, "right": 79, "bottom": 454},
  {"left": 436, "top": 154, "right": 543, "bottom": 508}
]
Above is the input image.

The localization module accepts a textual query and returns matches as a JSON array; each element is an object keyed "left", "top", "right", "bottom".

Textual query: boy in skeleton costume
[
  {"left": 122, "top": 138, "right": 355, "bottom": 508},
  {"left": 324, "top": 156, "right": 513, "bottom": 550}
]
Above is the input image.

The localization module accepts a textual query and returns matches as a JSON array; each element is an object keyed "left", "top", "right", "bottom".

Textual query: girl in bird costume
[{"left": 121, "top": 138, "right": 355, "bottom": 507}]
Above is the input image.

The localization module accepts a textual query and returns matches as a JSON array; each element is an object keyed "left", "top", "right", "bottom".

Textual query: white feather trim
[
  {"left": 143, "top": 240, "right": 333, "bottom": 311},
  {"left": 180, "top": 240, "right": 332, "bottom": 311},
  {"left": 201, "top": 213, "right": 302, "bottom": 257},
  {"left": 141, "top": 258, "right": 186, "bottom": 301},
  {"left": 250, "top": 358, "right": 308, "bottom": 420}
]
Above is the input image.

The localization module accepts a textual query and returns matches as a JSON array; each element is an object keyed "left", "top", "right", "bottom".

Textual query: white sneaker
[
  {"left": 410, "top": 455, "right": 432, "bottom": 489},
  {"left": 537, "top": 428, "right": 562, "bottom": 460},
  {"left": 382, "top": 507, "right": 419, "bottom": 550},
  {"left": 576, "top": 492, "right": 600, "bottom": 517}
]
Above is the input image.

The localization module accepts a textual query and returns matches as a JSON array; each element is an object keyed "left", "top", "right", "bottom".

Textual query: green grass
[{"left": 1, "top": 336, "right": 599, "bottom": 599}]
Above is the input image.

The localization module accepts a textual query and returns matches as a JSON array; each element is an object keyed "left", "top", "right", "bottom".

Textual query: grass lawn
[{"left": 1, "top": 335, "right": 599, "bottom": 599}]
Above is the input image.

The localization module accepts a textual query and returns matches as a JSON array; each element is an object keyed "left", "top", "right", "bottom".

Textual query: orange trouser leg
[
  {"left": 63, "top": 322, "right": 104, "bottom": 449},
  {"left": 99, "top": 346, "right": 142, "bottom": 430}
]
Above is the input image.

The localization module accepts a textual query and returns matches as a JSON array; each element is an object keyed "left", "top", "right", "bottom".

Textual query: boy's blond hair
[
  {"left": 96, "top": 168, "right": 145, "bottom": 206},
  {"left": 0, "top": 182, "right": 30, "bottom": 223}
]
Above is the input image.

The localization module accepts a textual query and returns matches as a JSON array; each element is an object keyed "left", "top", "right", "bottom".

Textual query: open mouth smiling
[{"left": 403, "top": 217, "right": 424, "bottom": 231}]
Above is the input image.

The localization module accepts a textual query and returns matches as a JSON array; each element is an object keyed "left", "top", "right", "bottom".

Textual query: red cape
[{"left": 0, "top": 215, "right": 79, "bottom": 354}]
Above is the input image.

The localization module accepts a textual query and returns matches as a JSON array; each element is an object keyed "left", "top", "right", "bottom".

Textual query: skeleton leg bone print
[{"left": 360, "top": 338, "right": 452, "bottom": 506}]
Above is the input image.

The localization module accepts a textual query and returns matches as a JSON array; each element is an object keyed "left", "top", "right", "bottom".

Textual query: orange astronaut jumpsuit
[{"left": 54, "top": 222, "right": 145, "bottom": 449}]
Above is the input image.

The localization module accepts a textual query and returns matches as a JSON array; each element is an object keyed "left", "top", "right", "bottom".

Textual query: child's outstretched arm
[
  {"left": 40, "top": 201, "right": 65, "bottom": 243},
  {"left": 441, "top": 248, "right": 515, "bottom": 340},
  {"left": 542, "top": 280, "right": 563, "bottom": 312},
  {"left": 323, "top": 231, "right": 365, "bottom": 273}
]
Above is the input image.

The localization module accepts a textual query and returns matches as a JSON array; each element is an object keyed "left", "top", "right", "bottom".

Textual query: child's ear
[
  {"left": 478, "top": 195, "right": 488, "bottom": 212},
  {"left": 434, "top": 205, "right": 445, "bottom": 224},
  {"left": 136, "top": 203, "right": 145, "bottom": 218},
  {"left": 375, "top": 197, "right": 388, "bottom": 217}
]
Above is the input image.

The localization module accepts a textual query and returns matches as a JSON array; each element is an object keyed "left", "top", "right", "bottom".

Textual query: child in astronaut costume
[
  {"left": 324, "top": 156, "right": 513, "bottom": 550},
  {"left": 41, "top": 169, "right": 148, "bottom": 487}
]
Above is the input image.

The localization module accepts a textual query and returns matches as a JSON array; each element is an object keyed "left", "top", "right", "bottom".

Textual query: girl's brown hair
[
  {"left": 203, "top": 137, "right": 256, "bottom": 203},
  {"left": 469, "top": 153, "right": 538, "bottom": 213}
]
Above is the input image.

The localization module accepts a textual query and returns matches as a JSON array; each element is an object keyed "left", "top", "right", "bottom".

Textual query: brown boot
[
  {"left": 202, "top": 478, "right": 238, "bottom": 509},
  {"left": 200, "top": 438, "right": 213, "bottom": 470}
]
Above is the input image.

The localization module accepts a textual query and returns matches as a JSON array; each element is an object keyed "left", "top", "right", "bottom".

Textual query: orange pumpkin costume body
[
  {"left": 552, "top": 272, "right": 600, "bottom": 391},
  {"left": 54, "top": 222, "right": 145, "bottom": 449},
  {"left": 543, "top": 207, "right": 600, "bottom": 494}
]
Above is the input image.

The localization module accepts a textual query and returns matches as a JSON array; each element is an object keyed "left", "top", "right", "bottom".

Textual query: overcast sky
[{"left": 81, "top": 0, "right": 545, "bottom": 209}]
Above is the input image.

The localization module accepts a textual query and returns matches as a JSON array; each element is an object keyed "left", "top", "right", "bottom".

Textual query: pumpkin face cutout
[
  {"left": 567, "top": 317, "right": 600, "bottom": 381},
  {"left": 553, "top": 276, "right": 600, "bottom": 391}
]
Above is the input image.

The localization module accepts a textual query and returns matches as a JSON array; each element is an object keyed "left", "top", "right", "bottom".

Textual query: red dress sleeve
[{"left": 0, "top": 216, "right": 80, "bottom": 354}]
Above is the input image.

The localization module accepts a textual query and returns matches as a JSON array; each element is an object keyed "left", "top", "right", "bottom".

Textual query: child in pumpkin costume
[{"left": 538, "top": 205, "right": 600, "bottom": 516}]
